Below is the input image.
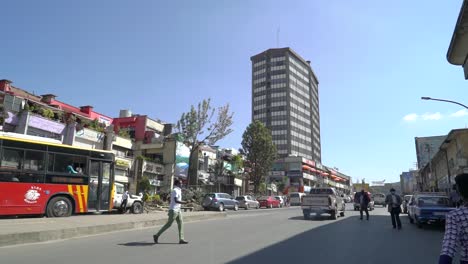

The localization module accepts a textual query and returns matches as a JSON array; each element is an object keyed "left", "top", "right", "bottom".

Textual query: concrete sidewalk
[{"left": 0, "top": 211, "right": 226, "bottom": 247}]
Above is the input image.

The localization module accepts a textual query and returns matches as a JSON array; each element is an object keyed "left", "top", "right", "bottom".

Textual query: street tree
[
  {"left": 176, "top": 98, "right": 234, "bottom": 186},
  {"left": 241, "top": 121, "right": 277, "bottom": 195}
]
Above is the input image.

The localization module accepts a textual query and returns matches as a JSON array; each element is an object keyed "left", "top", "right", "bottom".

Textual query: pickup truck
[
  {"left": 113, "top": 183, "right": 144, "bottom": 214},
  {"left": 301, "top": 187, "right": 345, "bottom": 220}
]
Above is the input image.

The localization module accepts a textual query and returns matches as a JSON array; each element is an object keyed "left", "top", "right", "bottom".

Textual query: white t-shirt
[{"left": 169, "top": 187, "right": 182, "bottom": 211}]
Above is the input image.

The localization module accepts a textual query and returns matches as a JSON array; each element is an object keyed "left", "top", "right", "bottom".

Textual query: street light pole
[{"left": 421, "top": 97, "right": 468, "bottom": 110}]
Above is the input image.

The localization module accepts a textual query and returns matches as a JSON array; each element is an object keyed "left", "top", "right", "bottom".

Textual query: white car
[
  {"left": 372, "top": 193, "right": 386, "bottom": 207},
  {"left": 113, "top": 183, "right": 144, "bottom": 214},
  {"left": 290, "top": 192, "right": 305, "bottom": 206},
  {"left": 274, "top": 196, "right": 285, "bottom": 207}
]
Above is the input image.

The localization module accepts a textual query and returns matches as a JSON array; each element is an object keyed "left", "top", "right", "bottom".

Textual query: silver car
[{"left": 235, "top": 195, "right": 260, "bottom": 210}]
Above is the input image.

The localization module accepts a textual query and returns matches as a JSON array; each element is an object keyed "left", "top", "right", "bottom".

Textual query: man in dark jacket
[
  {"left": 385, "top": 188, "right": 402, "bottom": 230},
  {"left": 359, "top": 190, "right": 370, "bottom": 220}
]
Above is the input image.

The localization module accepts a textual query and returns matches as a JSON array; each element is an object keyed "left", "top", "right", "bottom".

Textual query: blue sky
[{"left": 1, "top": 0, "right": 466, "bottom": 183}]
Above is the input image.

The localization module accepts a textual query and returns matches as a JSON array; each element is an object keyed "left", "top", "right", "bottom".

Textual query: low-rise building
[{"left": 419, "top": 129, "right": 468, "bottom": 192}]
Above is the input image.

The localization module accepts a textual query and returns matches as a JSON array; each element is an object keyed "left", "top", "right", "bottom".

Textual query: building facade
[
  {"left": 268, "top": 157, "right": 351, "bottom": 195},
  {"left": 400, "top": 170, "right": 418, "bottom": 195},
  {"left": 251, "top": 48, "right": 321, "bottom": 162},
  {"left": 415, "top": 136, "right": 446, "bottom": 169},
  {"left": 419, "top": 129, "right": 468, "bottom": 193}
]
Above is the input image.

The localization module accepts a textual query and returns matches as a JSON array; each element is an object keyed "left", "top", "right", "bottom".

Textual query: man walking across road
[
  {"left": 359, "top": 190, "right": 370, "bottom": 220},
  {"left": 385, "top": 188, "right": 402, "bottom": 230},
  {"left": 153, "top": 180, "right": 189, "bottom": 244}
]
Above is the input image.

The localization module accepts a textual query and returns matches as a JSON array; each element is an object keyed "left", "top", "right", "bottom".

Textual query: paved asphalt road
[{"left": 0, "top": 204, "right": 445, "bottom": 264}]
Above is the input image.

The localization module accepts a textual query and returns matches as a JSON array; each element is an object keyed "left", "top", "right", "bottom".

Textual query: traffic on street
[{"left": 0, "top": 204, "right": 446, "bottom": 264}]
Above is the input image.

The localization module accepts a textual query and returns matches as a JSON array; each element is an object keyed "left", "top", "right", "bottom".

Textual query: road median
[{"left": 0, "top": 211, "right": 226, "bottom": 247}]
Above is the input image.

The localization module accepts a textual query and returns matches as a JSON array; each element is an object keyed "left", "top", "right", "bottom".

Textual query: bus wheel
[{"left": 47, "top": 196, "right": 73, "bottom": 217}]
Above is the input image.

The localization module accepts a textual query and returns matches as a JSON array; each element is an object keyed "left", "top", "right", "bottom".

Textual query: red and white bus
[{"left": 0, "top": 133, "right": 115, "bottom": 217}]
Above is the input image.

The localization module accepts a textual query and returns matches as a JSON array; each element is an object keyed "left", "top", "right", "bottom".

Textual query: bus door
[{"left": 88, "top": 160, "right": 113, "bottom": 212}]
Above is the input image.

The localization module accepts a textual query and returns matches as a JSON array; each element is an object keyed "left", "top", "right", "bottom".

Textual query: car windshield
[
  {"left": 235, "top": 197, "right": 245, "bottom": 201},
  {"left": 290, "top": 193, "right": 300, "bottom": 198},
  {"left": 205, "top": 194, "right": 216, "bottom": 198},
  {"left": 418, "top": 197, "right": 450, "bottom": 207}
]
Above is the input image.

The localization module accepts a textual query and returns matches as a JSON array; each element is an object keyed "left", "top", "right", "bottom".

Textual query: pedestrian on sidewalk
[
  {"left": 359, "top": 190, "right": 370, "bottom": 220},
  {"left": 153, "top": 180, "right": 189, "bottom": 244},
  {"left": 385, "top": 188, "right": 402, "bottom": 230},
  {"left": 439, "top": 173, "right": 468, "bottom": 264},
  {"left": 120, "top": 190, "right": 129, "bottom": 213}
]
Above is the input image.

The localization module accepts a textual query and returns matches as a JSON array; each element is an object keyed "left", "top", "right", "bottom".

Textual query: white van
[{"left": 290, "top": 192, "right": 306, "bottom": 206}]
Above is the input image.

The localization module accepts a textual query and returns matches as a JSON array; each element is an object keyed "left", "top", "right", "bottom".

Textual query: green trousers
[{"left": 155, "top": 210, "right": 184, "bottom": 240}]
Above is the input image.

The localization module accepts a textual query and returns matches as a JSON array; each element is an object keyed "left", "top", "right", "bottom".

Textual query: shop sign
[
  {"left": 302, "top": 158, "right": 315, "bottom": 167},
  {"left": 287, "top": 171, "right": 302, "bottom": 177},
  {"left": 29, "top": 115, "right": 65, "bottom": 134},
  {"left": 76, "top": 128, "right": 104, "bottom": 142},
  {"left": 146, "top": 118, "right": 164, "bottom": 132},
  {"left": 116, "top": 158, "right": 131, "bottom": 168},
  {"left": 303, "top": 174, "right": 315, "bottom": 181},
  {"left": 270, "top": 171, "right": 285, "bottom": 176},
  {"left": 234, "top": 178, "right": 243, "bottom": 187},
  {"left": 143, "top": 161, "right": 164, "bottom": 174}
]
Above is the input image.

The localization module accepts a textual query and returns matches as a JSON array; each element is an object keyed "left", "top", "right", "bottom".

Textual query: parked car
[
  {"left": 302, "top": 187, "right": 345, "bottom": 220},
  {"left": 289, "top": 192, "right": 305, "bottom": 206},
  {"left": 353, "top": 192, "right": 375, "bottom": 211},
  {"left": 202, "top": 193, "right": 239, "bottom": 211},
  {"left": 402, "top": 195, "right": 413, "bottom": 214},
  {"left": 235, "top": 195, "right": 260, "bottom": 210},
  {"left": 372, "top": 193, "right": 386, "bottom": 207},
  {"left": 113, "top": 183, "right": 144, "bottom": 214},
  {"left": 407, "top": 193, "right": 455, "bottom": 228},
  {"left": 257, "top": 196, "right": 281, "bottom": 208},
  {"left": 274, "top": 196, "right": 285, "bottom": 207}
]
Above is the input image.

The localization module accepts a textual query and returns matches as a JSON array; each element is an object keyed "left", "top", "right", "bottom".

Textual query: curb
[{"left": 0, "top": 212, "right": 227, "bottom": 248}]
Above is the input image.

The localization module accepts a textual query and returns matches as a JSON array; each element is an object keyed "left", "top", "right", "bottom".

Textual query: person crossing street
[{"left": 153, "top": 180, "right": 189, "bottom": 244}]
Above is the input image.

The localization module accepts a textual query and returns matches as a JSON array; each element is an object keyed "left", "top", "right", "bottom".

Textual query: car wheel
[
  {"left": 46, "top": 196, "right": 73, "bottom": 217},
  {"left": 234, "top": 204, "right": 239, "bottom": 211},
  {"left": 340, "top": 211, "right": 345, "bottom": 217},
  {"left": 219, "top": 203, "right": 224, "bottom": 212},
  {"left": 204, "top": 207, "right": 210, "bottom": 211},
  {"left": 132, "top": 202, "right": 143, "bottom": 214}
]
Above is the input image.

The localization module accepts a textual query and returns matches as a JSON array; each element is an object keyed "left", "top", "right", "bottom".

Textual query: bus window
[
  {"left": 24, "top": 151, "right": 45, "bottom": 171},
  {"left": 50, "top": 154, "right": 86, "bottom": 174},
  {"left": 1, "top": 148, "right": 24, "bottom": 170}
]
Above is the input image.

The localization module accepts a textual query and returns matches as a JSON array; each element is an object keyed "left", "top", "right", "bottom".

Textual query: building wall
[{"left": 415, "top": 136, "right": 446, "bottom": 169}]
